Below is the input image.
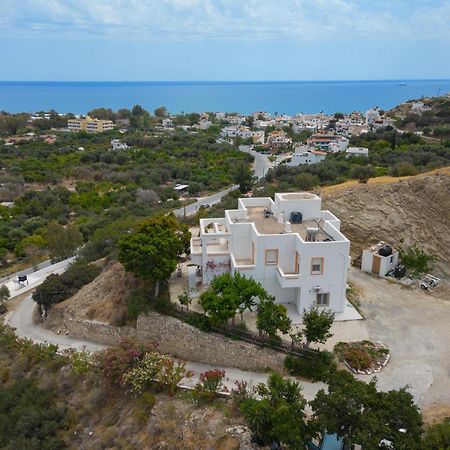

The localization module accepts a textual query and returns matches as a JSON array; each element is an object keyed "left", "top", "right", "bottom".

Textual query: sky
[{"left": 0, "top": 0, "right": 449, "bottom": 81}]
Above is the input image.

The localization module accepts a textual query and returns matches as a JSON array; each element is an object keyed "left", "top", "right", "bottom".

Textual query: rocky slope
[{"left": 322, "top": 168, "right": 450, "bottom": 281}]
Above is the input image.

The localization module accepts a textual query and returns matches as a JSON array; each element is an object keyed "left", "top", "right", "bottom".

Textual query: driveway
[{"left": 347, "top": 268, "right": 450, "bottom": 408}]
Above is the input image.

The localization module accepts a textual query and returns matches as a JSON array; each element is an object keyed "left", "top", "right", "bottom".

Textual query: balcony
[
  {"left": 231, "top": 253, "right": 256, "bottom": 272},
  {"left": 190, "top": 238, "right": 203, "bottom": 265},
  {"left": 276, "top": 266, "right": 301, "bottom": 288}
]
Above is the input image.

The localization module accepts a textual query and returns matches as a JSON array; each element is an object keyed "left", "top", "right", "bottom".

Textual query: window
[
  {"left": 311, "top": 257, "right": 324, "bottom": 275},
  {"left": 265, "top": 249, "right": 278, "bottom": 265},
  {"left": 316, "top": 293, "right": 330, "bottom": 307}
]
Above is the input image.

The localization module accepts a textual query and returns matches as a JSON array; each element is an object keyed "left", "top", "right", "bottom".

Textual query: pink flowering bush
[{"left": 94, "top": 338, "right": 155, "bottom": 386}]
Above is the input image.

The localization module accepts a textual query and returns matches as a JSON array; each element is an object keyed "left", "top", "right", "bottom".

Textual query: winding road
[{"left": 3, "top": 274, "right": 324, "bottom": 398}]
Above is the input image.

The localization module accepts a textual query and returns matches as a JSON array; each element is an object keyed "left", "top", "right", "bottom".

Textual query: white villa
[{"left": 190, "top": 192, "right": 351, "bottom": 315}]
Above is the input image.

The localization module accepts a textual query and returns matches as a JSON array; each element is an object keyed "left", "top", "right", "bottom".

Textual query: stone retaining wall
[
  {"left": 136, "top": 312, "right": 285, "bottom": 372},
  {"left": 45, "top": 310, "right": 285, "bottom": 372}
]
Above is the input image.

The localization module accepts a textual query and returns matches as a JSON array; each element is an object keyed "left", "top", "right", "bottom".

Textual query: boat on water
[{"left": 398, "top": 82, "right": 407, "bottom": 86}]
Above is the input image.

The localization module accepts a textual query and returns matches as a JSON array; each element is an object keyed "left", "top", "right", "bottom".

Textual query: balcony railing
[{"left": 276, "top": 266, "right": 301, "bottom": 288}]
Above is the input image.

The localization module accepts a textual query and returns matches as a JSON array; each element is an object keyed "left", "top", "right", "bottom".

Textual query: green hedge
[{"left": 284, "top": 351, "right": 337, "bottom": 382}]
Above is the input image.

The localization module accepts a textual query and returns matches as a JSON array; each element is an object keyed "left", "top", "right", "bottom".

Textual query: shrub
[
  {"left": 399, "top": 243, "right": 436, "bottom": 275},
  {"left": 32, "top": 261, "right": 101, "bottom": 310},
  {"left": 183, "top": 311, "right": 212, "bottom": 332},
  {"left": 194, "top": 369, "right": 226, "bottom": 400},
  {"left": 70, "top": 351, "right": 93, "bottom": 375},
  {"left": 422, "top": 417, "right": 450, "bottom": 449},
  {"left": 284, "top": 351, "right": 336, "bottom": 382},
  {"left": 0, "top": 378, "right": 66, "bottom": 449},
  {"left": 123, "top": 352, "right": 193, "bottom": 395},
  {"left": 344, "top": 347, "right": 373, "bottom": 371},
  {"left": 94, "top": 338, "right": 155, "bottom": 386},
  {"left": 126, "top": 292, "right": 150, "bottom": 320}
]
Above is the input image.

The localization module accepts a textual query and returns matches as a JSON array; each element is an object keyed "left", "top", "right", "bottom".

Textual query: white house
[
  {"left": 346, "top": 146, "right": 369, "bottom": 157},
  {"left": 110, "top": 139, "right": 129, "bottom": 151},
  {"left": 365, "top": 108, "right": 380, "bottom": 126},
  {"left": 162, "top": 118, "right": 174, "bottom": 128},
  {"left": 190, "top": 192, "right": 351, "bottom": 315},
  {"left": 361, "top": 243, "right": 399, "bottom": 277},
  {"left": 287, "top": 148, "right": 327, "bottom": 166}
]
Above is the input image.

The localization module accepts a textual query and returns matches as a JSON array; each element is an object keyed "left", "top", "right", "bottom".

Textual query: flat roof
[{"left": 237, "top": 206, "right": 333, "bottom": 241}]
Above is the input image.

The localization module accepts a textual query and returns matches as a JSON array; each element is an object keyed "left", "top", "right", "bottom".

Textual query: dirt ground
[{"left": 44, "top": 260, "right": 135, "bottom": 329}]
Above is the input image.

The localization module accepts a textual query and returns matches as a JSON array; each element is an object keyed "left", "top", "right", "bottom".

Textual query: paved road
[
  {"left": 238, "top": 146, "right": 270, "bottom": 179},
  {"left": 5, "top": 295, "right": 107, "bottom": 352},
  {"left": 173, "top": 185, "right": 239, "bottom": 218},
  {"left": 3, "top": 257, "right": 75, "bottom": 300},
  {"left": 0, "top": 258, "right": 54, "bottom": 285}
]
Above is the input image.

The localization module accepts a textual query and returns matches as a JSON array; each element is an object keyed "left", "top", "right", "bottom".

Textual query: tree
[
  {"left": 235, "top": 163, "right": 254, "bottom": 193},
  {"left": 154, "top": 106, "right": 168, "bottom": 118},
  {"left": 46, "top": 221, "right": 83, "bottom": 260},
  {"left": 241, "top": 373, "right": 308, "bottom": 449},
  {"left": 302, "top": 307, "right": 335, "bottom": 349},
  {"left": 334, "top": 112, "right": 344, "bottom": 120},
  {"left": 118, "top": 215, "right": 190, "bottom": 297},
  {"left": 350, "top": 165, "right": 377, "bottom": 183},
  {"left": 309, "top": 370, "right": 423, "bottom": 449},
  {"left": 200, "top": 272, "right": 267, "bottom": 326},
  {"left": 0, "top": 285, "right": 10, "bottom": 314},
  {"left": 422, "top": 417, "right": 450, "bottom": 449},
  {"left": 256, "top": 296, "right": 292, "bottom": 338},
  {"left": 0, "top": 379, "right": 66, "bottom": 449}
]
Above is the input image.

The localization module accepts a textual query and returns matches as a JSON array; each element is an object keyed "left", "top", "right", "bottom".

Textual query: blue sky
[{"left": 0, "top": 0, "right": 449, "bottom": 81}]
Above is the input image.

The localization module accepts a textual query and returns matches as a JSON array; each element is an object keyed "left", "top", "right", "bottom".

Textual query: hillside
[
  {"left": 321, "top": 168, "right": 450, "bottom": 283},
  {"left": 44, "top": 260, "right": 134, "bottom": 328}
]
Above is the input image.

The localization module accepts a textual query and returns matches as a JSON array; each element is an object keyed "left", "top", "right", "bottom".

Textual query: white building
[
  {"left": 410, "top": 101, "right": 431, "bottom": 113},
  {"left": 346, "top": 146, "right": 369, "bottom": 157},
  {"left": 190, "top": 192, "right": 351, "bottom": 315},
  {"left": 287, "top": 149, "right": 327, "bottom": 166},
  {"left": 162, "top": 118, "right": 174, "bottom": 128},
  {"left": 199, "top": 120, "right": 213, "bottom": 130},
  {"left": 361, "top": 243, "right": 399, "bottom": 277},
  {"left": 365, "top": 108, "right": 380, "bottom": 126},
  {"left": 110, "top": 139, "right": 129, "bottom": 151}
]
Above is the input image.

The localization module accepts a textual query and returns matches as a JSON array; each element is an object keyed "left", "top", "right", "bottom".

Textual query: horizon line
[{"left": 1, "top": 78, "right": 450, "bottom": 83}]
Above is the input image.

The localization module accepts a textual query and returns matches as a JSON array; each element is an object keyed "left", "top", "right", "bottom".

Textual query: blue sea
[{"left": 1, "top": 80, "right": 449, "bottom": 115}]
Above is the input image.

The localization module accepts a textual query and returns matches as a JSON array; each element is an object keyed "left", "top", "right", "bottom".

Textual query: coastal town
[{"left": 1, "top": 90, "right": 449, "bottom": 449}]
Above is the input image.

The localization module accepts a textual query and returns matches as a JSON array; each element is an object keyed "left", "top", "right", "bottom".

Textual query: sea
[{"left": 1, "top": 80, "right": 449, "bottom": 115}]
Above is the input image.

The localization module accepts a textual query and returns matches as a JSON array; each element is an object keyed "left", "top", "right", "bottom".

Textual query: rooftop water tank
[{"left": 378, "top": 245, "right": 393, "bottom": 257}]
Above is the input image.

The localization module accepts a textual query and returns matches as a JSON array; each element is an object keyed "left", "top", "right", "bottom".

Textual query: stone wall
[
  {"left": 49, "top": 317, "right": 137, "bottom": 346},
  {"left": 136, "top": 312, "right": 285, "bottom": 372},
  {"left": 44, "top": 309, "right": 285, "bottom": 372}
]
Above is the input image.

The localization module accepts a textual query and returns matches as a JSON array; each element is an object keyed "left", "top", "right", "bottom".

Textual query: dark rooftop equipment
[
  {"left": 378, "top": 245, "right": 393, "bottom": 257},
  {"left": 290, "top": 211, "right": 303, "bottom": 224}
]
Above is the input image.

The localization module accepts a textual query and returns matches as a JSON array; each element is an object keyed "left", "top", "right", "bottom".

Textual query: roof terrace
[{"left": 234, "top": 206, "right": 335, "bottom": 242}]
